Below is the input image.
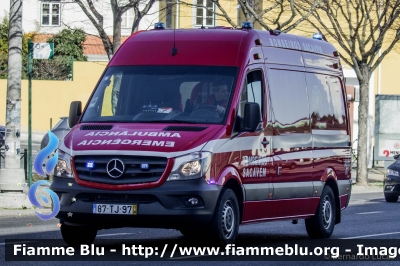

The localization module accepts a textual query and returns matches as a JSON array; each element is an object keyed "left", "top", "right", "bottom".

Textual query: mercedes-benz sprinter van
[{"left": 51, "top": 23, "right": 352, "bottom": 245}]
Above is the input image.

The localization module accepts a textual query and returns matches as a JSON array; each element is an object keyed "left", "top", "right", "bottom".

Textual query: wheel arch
[
  {"left": 325, "top": 178, "right": 341, "bottom": 224},
  {"left": 215, "top": 166, "right": 244, "bottom": 224},
  {"left": 223, "top": 178, "right": 244, "bottom": 223}
]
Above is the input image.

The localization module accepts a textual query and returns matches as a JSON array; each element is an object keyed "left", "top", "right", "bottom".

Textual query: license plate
[{"left": 93, "top": 204, "right": 137, "bottom": 215}]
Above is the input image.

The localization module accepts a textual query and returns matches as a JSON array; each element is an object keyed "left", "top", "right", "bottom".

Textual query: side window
[
  {"left": 268, "top": 70, "right": 310, "bottom": 134},
  {"left": 306, "top": 73, "right": 346, "bottom": 130},
  {"left": 234, "top": 70, "right": 264, "bottom": 134},
  {"left": 238, "top": 70, "right": 264, "bottom": 118}
]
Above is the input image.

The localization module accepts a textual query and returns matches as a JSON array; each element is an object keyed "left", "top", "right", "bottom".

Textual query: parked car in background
[
  {"left": 384, "top": 154, "right": 400, "bottom": 202},
  {"left": 40, "top": 117, "right": 70, "bottom": 150},
  {"left": 0, "top": 125, "right": 5, "bottom": 147}
]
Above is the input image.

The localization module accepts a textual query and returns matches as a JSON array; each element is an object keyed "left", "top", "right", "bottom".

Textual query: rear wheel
[
  {"left": 208, "top": 188, "right": 239, "bottom": 244},
  {"left": 61, "top": 223, "right": 97, "bottom": 247},
  {"left": 384, "top": 194, "right": 398, "bottom": 202},
  {"left": 305, "top": 186, "right": 336, "bottom": 238}
]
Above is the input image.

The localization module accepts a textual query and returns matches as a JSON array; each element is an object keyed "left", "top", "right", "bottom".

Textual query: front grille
[
  {"left": 78, "top": 193, "right": 158, "bottom": 203},
  {"left": 74, "top": 155, "right": 168, "bottom": 185},
  {"left": 163, "top": 126, "right": 208, "bottom": 132},
  {"left": 80, "top": 125, "right": 113, "bottom": 130}
]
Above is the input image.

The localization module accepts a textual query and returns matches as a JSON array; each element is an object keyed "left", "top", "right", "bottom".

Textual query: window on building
[
  {"left": 122, "top": 8, "right": 135, "bottom": 28},
  {"left": 196, "top": 0, "right": 215, "bottom": 27},
  {"left": 41, "top": 2, "right": 60, "bottom": 26}
]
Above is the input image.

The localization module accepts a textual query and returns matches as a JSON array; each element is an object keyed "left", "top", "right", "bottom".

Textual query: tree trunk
[
  {"left": 113, "top": 14, "right": 122, "bottom": 53},
  {"left": 5, "top": 0, "right": 23, "bottom": 169},
  {"left": 356, "top": 64, "right": 370, "bottom": 185}
]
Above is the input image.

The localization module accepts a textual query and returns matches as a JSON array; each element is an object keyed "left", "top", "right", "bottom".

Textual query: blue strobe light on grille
[{"left": 86, "top": 161, "right": 95, "bottom": 169}]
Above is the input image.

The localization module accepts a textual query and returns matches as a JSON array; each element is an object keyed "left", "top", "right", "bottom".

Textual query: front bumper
[
  {"left": 50, "top": 176, "right": 221, "bottom": 230},
  {"left": 383, "top": 176, "right": 400, "bottom": 196}
]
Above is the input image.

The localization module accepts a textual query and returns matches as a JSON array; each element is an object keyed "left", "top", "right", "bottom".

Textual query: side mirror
[
  {"left": 242, "top": 102, "right": 261, "bottom": 132},
  {"left": 69, "top": 101, "right": 82, "bottom": 128}
]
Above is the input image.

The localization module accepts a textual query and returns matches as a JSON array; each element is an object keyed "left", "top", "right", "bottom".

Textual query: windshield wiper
[
  {"left": 82, "top": 120, "right": 138, "bottom": 123},
  {"left": 135, "top": 119, "right": 198, "bottom": 124}
]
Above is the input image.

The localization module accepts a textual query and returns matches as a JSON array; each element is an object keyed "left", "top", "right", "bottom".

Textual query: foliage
[
  {"left": 31, "top": 56, "right": 73, "bottom": 81},
  {"left": 47, "top": 28, "right": 87, "bottom": 61},
  {"left": 0, "top": 17, "right": 10, "bottom": 78},
  {"left": 0, "top": 17, "right": 85, "bottom": 80}
]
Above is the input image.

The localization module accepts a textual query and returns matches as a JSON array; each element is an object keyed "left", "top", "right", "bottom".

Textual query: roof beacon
[
  {"left": 312, "top": 32, "right": 323, "bottom": 40},
  {"left": 154, "top": 22, "right": 165, "bottom": 30},
  {"left": 242, "top": 22, "right": 253, "bottom": 30}
]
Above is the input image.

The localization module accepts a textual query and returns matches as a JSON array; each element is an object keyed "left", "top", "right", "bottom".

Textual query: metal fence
[{"left": 0, "top": 148, "right": 28, "bottom": 180}]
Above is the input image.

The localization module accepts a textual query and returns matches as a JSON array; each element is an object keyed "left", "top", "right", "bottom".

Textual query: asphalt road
[{"left": 1, "top": 191, "right": 400, "bottom": 265}]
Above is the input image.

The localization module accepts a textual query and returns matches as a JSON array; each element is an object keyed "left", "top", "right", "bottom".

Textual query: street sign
[{"left": 33, "top": 43, "right": 54, "bottom": 59}]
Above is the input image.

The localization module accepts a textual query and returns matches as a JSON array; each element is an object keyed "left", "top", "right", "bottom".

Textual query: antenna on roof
[{"left": 172, "top": 25, "right": 177, "bottom": 56}]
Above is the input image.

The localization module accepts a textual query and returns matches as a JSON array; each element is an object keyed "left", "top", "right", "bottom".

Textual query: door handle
[{"left": 261, "top": 140, "right": 269, "bottom": 145}]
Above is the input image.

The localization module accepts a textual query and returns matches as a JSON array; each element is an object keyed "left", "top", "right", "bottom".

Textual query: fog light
[
  {"left": 187, "top": 198, "right": 199, "bottom": 206},
  {"left": 169, "top": 173, "right": 180, "bottom": 180},
  {"left": 386, "top": 185, "right": 394, "bottom": 191}
]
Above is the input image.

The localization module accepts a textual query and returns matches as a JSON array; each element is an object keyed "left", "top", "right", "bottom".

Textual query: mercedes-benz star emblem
[{"left": 106, "top": 159, "right": 125, "bottom": 178}]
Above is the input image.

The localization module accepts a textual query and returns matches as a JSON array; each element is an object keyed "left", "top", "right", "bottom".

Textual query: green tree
[
  {"left": 0, "top": 16, "right": 32, "bottom": 78},
  {"left": 31, "top": 28, "right": 88, "bottom": 80},
  {"left": 47, "top": 28, "right": 87, "bottom": 61},
  {"left": 1, "top": 18, "right": 87, "bottom": 80},
  {"left": 0, "top": 17, "right": 9, "bottom": 77}
]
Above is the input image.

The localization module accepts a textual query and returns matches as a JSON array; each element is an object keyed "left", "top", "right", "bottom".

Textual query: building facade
[{"left": 1, "top": 0, "right": 159, "bottom": 36}]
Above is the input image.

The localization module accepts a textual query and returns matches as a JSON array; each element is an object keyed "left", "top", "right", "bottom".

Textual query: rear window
[{"left": 306, "top": 73, "right": 346, "bottom": 131}]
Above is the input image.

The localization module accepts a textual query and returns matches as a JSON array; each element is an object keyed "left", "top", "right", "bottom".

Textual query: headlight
[
  {"left": 387, "top": 169, "right": 399, "bottom": 177},
  {"left": 54, "top": 151, "right": 74, "bottom": 178},
  {"left": 167, "top": 152, "right": 212, "bottom": 181}
]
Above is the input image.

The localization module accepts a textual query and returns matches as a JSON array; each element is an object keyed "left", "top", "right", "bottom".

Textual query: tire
[
  {"left": 384, "top": 194, "right": 398, "bottom": 202},
  {"left": 208, "top": 188, "right": 240, "bottom": 244},
  {"left": 305, "top": 186, "right": 336, "bottom": 238},
  {"left": 61, "top": 223, "right": 97, "bottom": 247}
]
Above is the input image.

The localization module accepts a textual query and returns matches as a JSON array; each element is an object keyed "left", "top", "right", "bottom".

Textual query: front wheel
[
  {"left": 384, "top": 194, "right": 398, "bottom": 202},
  {"left": 61, "top": 223, "right": 97, "bottom": 247},
  {"left": 208, "top": 188, "right": 240, "bottom": 244},
  {"left": 305, "top": 186, "right": 336, "bottom": 238}
]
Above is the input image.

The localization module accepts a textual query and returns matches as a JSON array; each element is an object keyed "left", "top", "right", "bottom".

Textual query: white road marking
[
  {"left": 356, "top": 211, "right": 384, "bottom": 215},
  {"left": 97, "top": 232, "right": 136, "bottom": 237},
  {"left": 341, "top": 231, "right": 400, "bottom": 239}
]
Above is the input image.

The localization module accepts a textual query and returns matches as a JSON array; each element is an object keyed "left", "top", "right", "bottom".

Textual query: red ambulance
[{"left": 51, "top": 22, "right": 352, "bottom": 245}]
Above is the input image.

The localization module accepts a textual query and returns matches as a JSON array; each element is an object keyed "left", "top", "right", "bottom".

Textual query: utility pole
[{"left": 0, "top": 0, "right": 28, "bottom": 208}]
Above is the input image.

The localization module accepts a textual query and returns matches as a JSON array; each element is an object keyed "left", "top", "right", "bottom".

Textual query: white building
[{"left": 1, "top": 0, "right": 159, "bottom": 37}]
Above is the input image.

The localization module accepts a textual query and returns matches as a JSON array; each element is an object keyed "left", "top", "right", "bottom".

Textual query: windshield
[{"left": 81, "top": 66, "right": 238, "bottom": 124}]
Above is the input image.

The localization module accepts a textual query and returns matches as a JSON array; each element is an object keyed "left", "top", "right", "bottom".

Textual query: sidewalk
[{"left": 351, "top": 167, "right": 384, "bottom": 194}]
